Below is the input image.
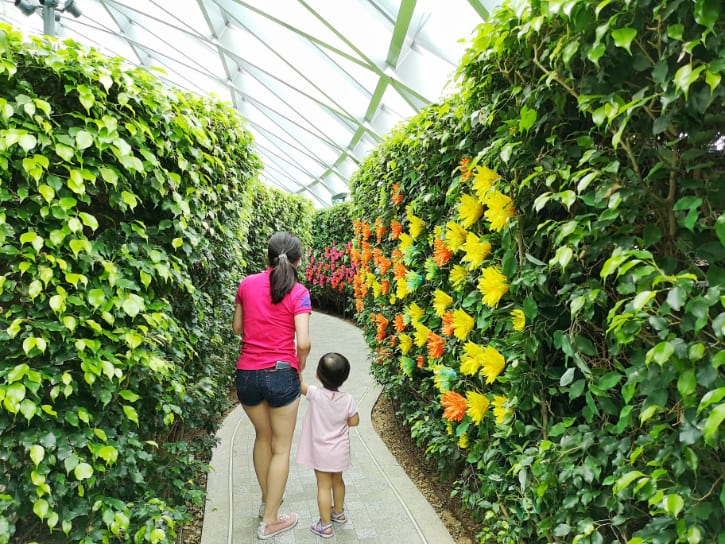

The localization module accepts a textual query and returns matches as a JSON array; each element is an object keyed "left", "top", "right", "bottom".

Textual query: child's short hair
[{"left": 317, "top": 352, "right": 351, "bottom": 391}]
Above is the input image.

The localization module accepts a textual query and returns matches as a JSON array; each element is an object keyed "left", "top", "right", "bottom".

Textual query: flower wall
[
  {"left": 304, "top": 203, "right": 357, "bottom": 316},
  {"left": 348, "top": 1, "right": 724, "bottom": 542}
]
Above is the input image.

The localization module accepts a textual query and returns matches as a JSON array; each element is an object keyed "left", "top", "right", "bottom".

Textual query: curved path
[{"left": 200, "top": 311, "right": 454, "bottom": 543}]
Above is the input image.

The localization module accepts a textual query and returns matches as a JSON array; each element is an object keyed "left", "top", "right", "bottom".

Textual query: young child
[{"left": 296, "top": 352, "right": 359, "bottom": 539}]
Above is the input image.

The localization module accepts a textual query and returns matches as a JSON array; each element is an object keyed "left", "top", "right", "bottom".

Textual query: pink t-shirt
[
  {"left": 235, "top": 269, "right": 311, "bottom": 371},
  {"left": 296, "top": 385, "right": 357, "bottom": 472}
]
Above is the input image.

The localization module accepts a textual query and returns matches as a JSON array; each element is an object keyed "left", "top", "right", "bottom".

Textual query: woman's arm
[
  {"left": 347, "top": 412, "right": 360, "bottom": 427},
  {"left": 232, "top": 303, "right": 243, "bottom": 335},
  {"left": 294, "top": 312, "right": 311, "bottom": 373}
]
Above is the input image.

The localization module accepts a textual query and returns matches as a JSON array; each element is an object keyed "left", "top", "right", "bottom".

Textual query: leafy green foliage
[
  {"left": 0, "top": 25, "right": 260, "bottom": 542},
  {"left": 349, "top": 1, "right": 724, "bottom": 542}
]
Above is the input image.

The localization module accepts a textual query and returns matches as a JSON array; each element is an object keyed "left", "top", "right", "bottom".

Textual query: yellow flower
[
  {"left": 399, "top": 232, "right": 414, "bottom": 252},
  {"left": 480, "top": 346, "right": 505, "bottom": 384},
  {"left": 452, "top": 308, "right": 475, "bottom": 340},
  {"left": 366, "top": 272, "right": 377, "bottom": 287},
  {"left": 433, "top": 289, "right": 454, "bottom": 317},
  {"left": 372, "top": 280, "right": 382, "bottom": 299},
  {"left": 414, "top": 324, "right": 431, "bottom": 347},
  {"left": 477, "top": 267, "right": 509, "bottom": 308},
  {"left": 458, "top": 433, "right": 469, "bottom": 449},
  {"left": 433, "top": 364, "right": 456, "bottom": 393},
  {"left": 466, "top": 390, "right": 490, "bottom": 425},
  {"left": 449, "top": 265, "right": 469, "bottom": 291},
  {"left": 399, "top": 333, "right": 413, "bottom": 354},
  {"left": 445, "top": 221, "right": 468, "bottom": 252},
  {"left": 461, "top": 231, "right": 492, "bottom": 270},
  {"left": 510, "top": 309, "right": 525, "bottom": 331},
  {"left": 408, "top": 213, "right": 426, "bottom": 239},
  {"left": 492, "top": 395, "right": 512, "bottom": 424},
  {"left": 406, "top": 302, "right": 425, "bottom": 324},
  {"left": 446, "top": 422, "right": 454, "bottom": 435},
  {"left": 472, "top": 166, "right": 499, "bottom": 200},
  {"left": 395, "top": 277, "right": 409, "bottom": 299},
  {"left": 460, "top": 341, "right": 485, "bottom": 375},
  {"left": 484, "top": 191, "right": 516, "bottom": 232},
  {"left": 458, "top": 193, "right": 483, "bottom": 228}
]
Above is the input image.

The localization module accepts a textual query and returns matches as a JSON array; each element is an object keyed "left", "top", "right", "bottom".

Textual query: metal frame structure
[{"left": 1, "top": 0, "right": 494, "bottom": 207}]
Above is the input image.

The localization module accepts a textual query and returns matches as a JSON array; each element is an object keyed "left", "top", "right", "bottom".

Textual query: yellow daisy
[
  {"left": 458, "top": 433, "right": 469, "bottom": 449},
  {"left": 407, "top": 212, "right": 426, "bottom": 239},
  {"left": 399, "top": 333, "right": 413, "bottom": 354},
  {"left": 445, "top": 221, "right": 468, "bottom": 252},
  {"left": 472, "top": 166, "right": 499, "bottom": 200},
  {"left": 461, "top": 231, "right": 492, "bottom": 270},
  {"left": 452, "top": 308, "right": 475, "bottom": 340},
  {"left": 395, "top": 277, "right": 409, "bottom": 299},
  {"left": 460, "top": 341, "right": 485, "bottom": 375},
  {"left": 492, "top": 395, "right": 512, "bottom": 424},
  {"left": 414, "top": 324, "right": 431, "bottom": 347},
  {"left": 449, "top": 264, "right": 469, "bottom": 291},
  {"left": 510, "top": 309, "right": 525, "bottom": 331},
  {"left": 406, "top": 302, "right": 425, "bottom": 324},
  {"left": 477, "top": 267, "right": 509, "bottom": 308},
  {"left": 432, "top": 289, "right": 454, "bottom": 317},
  {"left": 480, "top": 346, "right": 505, "bottom": 384},
  {"left": 399, "top": 232, "right": 414, "bottom": 252},
  {"left": 466, "top": 390, "right": 490, "bottom": 425},
  {"left": 458, "top": 193, "right": 483, "bottom": 228},
  {"left": 484, "top": 191, "right": 516, "bottom": 232}
]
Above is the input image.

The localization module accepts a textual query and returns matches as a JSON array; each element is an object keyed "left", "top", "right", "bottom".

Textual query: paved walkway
[{"left": 200, "top": 311, "right": 455, "bottom": 543}]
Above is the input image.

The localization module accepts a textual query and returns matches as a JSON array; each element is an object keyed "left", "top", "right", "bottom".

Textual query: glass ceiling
[{"left": 0, "top": 0, "right": 496, "bottom": 207}]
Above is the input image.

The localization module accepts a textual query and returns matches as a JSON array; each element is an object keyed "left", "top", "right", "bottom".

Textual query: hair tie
[{"left": 278, "top": 253, "right": 287, "bottom": 261}]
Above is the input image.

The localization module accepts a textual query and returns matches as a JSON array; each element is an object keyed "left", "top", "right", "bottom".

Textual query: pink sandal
[{"left": 310, "top": 519, "right": 334, "bottom": 539}]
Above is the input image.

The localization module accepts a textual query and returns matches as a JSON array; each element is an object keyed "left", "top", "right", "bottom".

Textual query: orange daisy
[{"left": 441, "top": 391, "right": 467, "bottom": 422}]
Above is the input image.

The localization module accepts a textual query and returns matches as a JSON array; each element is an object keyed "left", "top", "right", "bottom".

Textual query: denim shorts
[{"left": 236, "top": 367, "right": 301, "bottom": 408}]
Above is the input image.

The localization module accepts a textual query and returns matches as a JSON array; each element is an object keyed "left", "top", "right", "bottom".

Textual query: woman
[{"left": 232, "top": 231, "right": 311, "bottom": 540}]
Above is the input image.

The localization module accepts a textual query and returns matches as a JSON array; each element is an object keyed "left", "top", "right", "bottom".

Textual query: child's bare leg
[
  {"left": 314, "top": 470, "right": 333, "bottom": 525},
  {"left": 331, "top": 472, "right": 346, "bottom": 516}
]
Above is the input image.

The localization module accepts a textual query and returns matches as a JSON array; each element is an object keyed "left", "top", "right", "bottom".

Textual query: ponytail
[{"left": 268, "top": 232, "right": 302, "bottom": 304}]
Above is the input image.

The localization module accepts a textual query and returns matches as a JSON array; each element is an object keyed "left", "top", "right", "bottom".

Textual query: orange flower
[
  {"left": 361, "top": 241, "right": 372, "bottom": 266},
  {"left": 389, "top": 334, "right": 398, "bottom": 348},
  {"left": 381, "top": 279, "right": 390, "bottom": 295},
  {"left": 361, "top": 222, "right": 371, "bottom": 241},
  {"left": 459, "top": 157, "right": 472, "bottom": 183},
  {"left": 378, "top": 256, "right": 392, "bottom": 275},
  {"left": 393, "top": 262, "right": 407, "bottom": 280},
  {"left": 353, "top": 220, "right": 362, "bottom": 237},
  {"left": 392, "top": 183, "right": 404, "bottom": 205},
  {"left": 433, "top": 238, "right": 453, "bottom": 267},
  {"left": 427, "top": 332, "right": 445, "bottom": 359},
  {"left": 391, "top": 249, "right": 404, "bottom": 263},
  {"left": 375, "top": 217, "right": 387, "bottom": 243},
  {"left": 355, "top": 298, "right": 364, "bottom": 312},
  {"left": 393, "top": 314, "right": 406, "bottom": 333},
  {"left": 441, "top": 391, "right": 467, "bottom": 422},
  {"left": 390, "top": 220, "right": 403, "bottom": 240},
  {"left": 374, "top": 313, "right": 389, "bottom": 342},
  {"left": 441, "top": 311, "right": 455, "bottom": 336},
  {"left": 416, "top": 355, "right": 425, "bottom": 369}
]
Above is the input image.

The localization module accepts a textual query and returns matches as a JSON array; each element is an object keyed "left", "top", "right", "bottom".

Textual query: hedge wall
[
  {"left": 0, "top": 26, "right": 260, "bottom": 543},
  {"left": 349, "top": 1, "right": 724, "bottom": 542}
]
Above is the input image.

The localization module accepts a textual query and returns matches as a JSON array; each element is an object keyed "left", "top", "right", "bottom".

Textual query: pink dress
[{"left": 296, "top": 385, "right": 357, "bottom": 472}]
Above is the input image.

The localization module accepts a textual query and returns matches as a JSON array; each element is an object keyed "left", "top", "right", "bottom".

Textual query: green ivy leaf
[
  {"left": 122, "top": 294, "right": 145, "bottom": 318},
  {"left": 716, "top": 213, "right": 725, "bottom": 246},
  {"left": 662, "top": 494, "right": 684, "bottom": 518},
  {"left": 33, "top": 498, "right": 49, "bottom": 520},
  {"left": 74, "top": 462, "right": 94, "bottom": 481},
  {"left": 30, "top": 444, "right": 44, "bottom": 466},
  {"left": 75, "top": 130, "right": 93, "bottom": 150},
  {"left": 703, "top": 403, "right": 725, "bottom": 445},
  {"left": 694, "top": 0, "right": 720, "bottom": 31},
  {"left": 123, "top": 405, "right": 140, "bottom": 426},
  {"left": 611, "top": 28, "right": 637, "bottom": 54}
]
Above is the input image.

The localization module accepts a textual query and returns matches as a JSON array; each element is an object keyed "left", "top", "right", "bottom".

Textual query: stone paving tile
[{"left": 201, "top": 311, "right": 454, "bottom": 544}]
